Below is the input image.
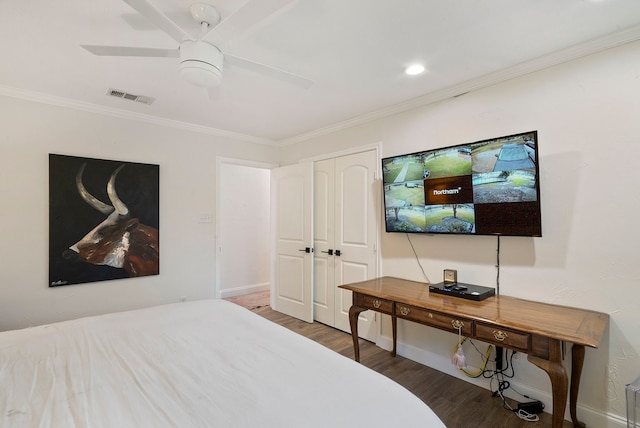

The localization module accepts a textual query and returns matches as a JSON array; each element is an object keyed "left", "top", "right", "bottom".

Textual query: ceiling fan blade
[
  {"left": 122, "top": 0, "right": 192, "bottom": 43},
  {"left": 206, "top": 0, "right": 296, "bottom": 46},
  {"left": 225, "top": 54, "right": 313, "bottom": 89},
  {"left": 81, "top": 45, "right": 179, "bottom": 57}
]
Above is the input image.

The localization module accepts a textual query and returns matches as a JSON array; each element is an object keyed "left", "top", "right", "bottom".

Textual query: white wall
[
  {"left": 279, "top": 40, "right": 640, "bottom": 425},
  {"left": 0, "top": 95, "right": 278, "bottom": 331},
  {"left": 217, "top": 161, "right": 271, "bottom": 298}
]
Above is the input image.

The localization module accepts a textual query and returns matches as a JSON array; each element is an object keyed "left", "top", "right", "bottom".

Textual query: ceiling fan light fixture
[
  {"left": 179, "top": 40, "right": 223, "bottom": 87},
  {"left": 180, "top": 61, "right": 222, "bottom": 87}
]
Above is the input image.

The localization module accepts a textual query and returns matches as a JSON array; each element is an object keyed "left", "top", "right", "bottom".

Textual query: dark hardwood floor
[{"left": 252, "top": 305, "right": 571, "bottom": 428}]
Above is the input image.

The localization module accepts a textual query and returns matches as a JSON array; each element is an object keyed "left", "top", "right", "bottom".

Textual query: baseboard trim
[{"left": 219, "top": 283, "right": 270, "bottom": 299}]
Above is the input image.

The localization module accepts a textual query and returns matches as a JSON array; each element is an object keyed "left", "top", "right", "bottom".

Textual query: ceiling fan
[{"left": 81, "top": 0, "right": 313, "bottom": 89}]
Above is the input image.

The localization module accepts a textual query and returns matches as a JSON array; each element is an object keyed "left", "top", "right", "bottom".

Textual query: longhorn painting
[{"left": 49, "top": 154, "right": 159, "bottom": 286}]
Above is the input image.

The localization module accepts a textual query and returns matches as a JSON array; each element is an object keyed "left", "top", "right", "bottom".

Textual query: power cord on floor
[
  {"left": 454, "top": 340, "right": 543, "bottom": 422},
  {"left": 490, "top": 350, "right": 544, "bottom": 422},
  {"left": 496, "top": 389, "right": 541, "bottom": 422}
]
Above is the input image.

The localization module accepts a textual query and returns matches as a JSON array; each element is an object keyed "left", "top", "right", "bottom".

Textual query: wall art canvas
[{"left": 49, "top": 154, "right": 160, "bottom": 287}]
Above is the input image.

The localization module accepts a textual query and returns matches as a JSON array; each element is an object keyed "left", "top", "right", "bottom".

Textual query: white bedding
[{"left": 1, "top": 299, "right": 444, "bottom": 427}]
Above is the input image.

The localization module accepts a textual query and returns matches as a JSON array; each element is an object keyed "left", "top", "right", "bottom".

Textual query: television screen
[{"left": 382, "top": 131, "right": 541, "bottom": 236}]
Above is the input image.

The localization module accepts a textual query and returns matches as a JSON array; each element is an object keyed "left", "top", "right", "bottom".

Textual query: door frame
[{"left": 215, "top": 157, "right": 278, "bottom": 299}]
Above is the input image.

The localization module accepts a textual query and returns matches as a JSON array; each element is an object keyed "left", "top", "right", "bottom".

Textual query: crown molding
[
  {"left": 0, "top": 85, "right": 276, "bottom": 146},
  {"left": 3, "top": 23, "right": 639, "bottom": 148},
  {"left": 278, "top": 23, "right": 640, "bottom": 147}
]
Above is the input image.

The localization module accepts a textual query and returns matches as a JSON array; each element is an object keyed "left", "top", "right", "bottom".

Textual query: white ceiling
[{"left": 2, "top": 0, "right": 640, "bottom": 144}]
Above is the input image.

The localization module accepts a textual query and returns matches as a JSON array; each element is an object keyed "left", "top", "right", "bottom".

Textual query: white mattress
[{"left": 0, "top": 299, "right": 445, "bottom": 427}]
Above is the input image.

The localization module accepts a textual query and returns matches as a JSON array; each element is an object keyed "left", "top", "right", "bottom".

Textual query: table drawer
[
  {"left": 354, "top": 293, "right": 393, "bottom": 315},
  {"left": 396, "top": 304, "right": 473, "bottom": 336},
  {"left": 475, "top": 323, "right": 530, "bottom": 352}
]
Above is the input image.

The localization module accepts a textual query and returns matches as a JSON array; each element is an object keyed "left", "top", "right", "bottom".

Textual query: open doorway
[
  {"left": 215, "top": 157, "right": 275, "bottom": 301},
  {"left": 217, "top": 144, "right": 380, "bottom": 326}
]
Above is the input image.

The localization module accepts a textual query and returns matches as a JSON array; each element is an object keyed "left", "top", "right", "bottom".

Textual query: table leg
[
  {"left": 391, "top": 313, "right": 397, "bottom": 357},
  {"left": 348, "top": 305, "right": 367, "bottom": 362},
  {"left": 570, "top": 344, "right": 586, "bottom": 428},
  {"left": 528, "top": 341, "right": 568, "bottom": 428}
]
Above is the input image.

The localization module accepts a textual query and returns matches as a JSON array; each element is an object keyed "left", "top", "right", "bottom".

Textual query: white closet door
[
  {"left": 271, "top": 162, "right": 314, "bottom": 323},
  {"left": 313, "top": 150, "right": 378, "bottom": 340},
  {"left": 333, "top": 150, "right": 378, "bottom": 338},
  {"left": 313, "top": 159, "right": 335, "bottom": 325}
]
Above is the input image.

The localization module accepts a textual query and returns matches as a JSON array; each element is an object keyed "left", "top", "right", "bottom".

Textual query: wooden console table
[{"left": 339, "top": 276, "right": 609, "bottom": 428}]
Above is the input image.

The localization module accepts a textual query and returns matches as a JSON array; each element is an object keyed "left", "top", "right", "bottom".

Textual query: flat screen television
[{"left": 382, "top": 131, "right": 541, "bottom": 237}]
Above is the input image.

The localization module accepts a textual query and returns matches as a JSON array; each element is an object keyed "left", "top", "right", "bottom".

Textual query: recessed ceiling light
[{"left": 405, "top": 64, "right": 425, "bottom": 76}]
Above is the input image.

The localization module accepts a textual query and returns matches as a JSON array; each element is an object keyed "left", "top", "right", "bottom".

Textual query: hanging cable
[
  {"left": 496, "top": 235, "right": 501, "bottom": 295},
  {"left": 452, "top": 338, "right": 493, "bottom": 378},
  {"left": 406, "top": 233, "right": 430, "bottom": 283}
]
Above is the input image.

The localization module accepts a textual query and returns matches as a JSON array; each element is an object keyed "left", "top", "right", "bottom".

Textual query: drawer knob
[
  {"left": 400, "top": 307, "right": 410, "bottom": 316},
  {"left": 372, "top": 299, "right": 381, "bottom": 309},
  {"left": 493, "top": 330, "right": 508, "bottom": 342},
  {"left": 451, "top": 319, "right": 465, "bottom": 330}
]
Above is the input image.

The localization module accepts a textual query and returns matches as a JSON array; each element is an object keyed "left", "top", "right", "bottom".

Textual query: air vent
[{"left": 106, "top": 88, "right": 155, "bottom": 105}]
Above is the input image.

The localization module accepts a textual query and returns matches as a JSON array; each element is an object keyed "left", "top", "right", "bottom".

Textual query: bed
[{"left": 0, "top": 299, "right": 445, "bottom": 427}]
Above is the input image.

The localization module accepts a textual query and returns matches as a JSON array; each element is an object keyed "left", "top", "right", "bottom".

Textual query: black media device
[
  {"left": 429, "top": 282, "right": 495, "bottom": 301},
  {"left": 382, "top": 131, "right": 542, "bottom": 237},
  {"left": 517, "top": 400, "right": 545, "bottom": 414}
]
